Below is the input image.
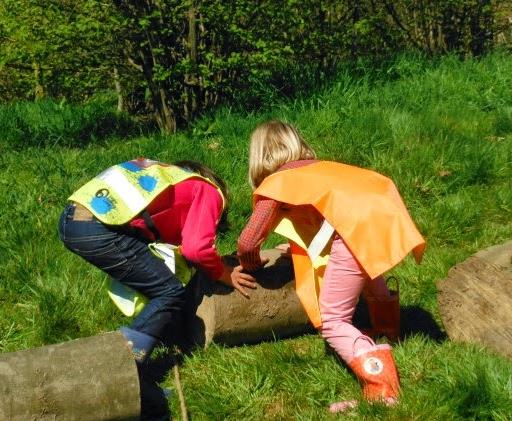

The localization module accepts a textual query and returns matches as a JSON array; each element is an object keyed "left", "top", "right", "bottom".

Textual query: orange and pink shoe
[{"left": 329, "top": 343, "right": 400, "bottom": 413}]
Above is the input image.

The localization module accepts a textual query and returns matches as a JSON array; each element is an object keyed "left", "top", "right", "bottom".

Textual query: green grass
[
  {"left": 1, "top": 51, "right": 512, "bottom": 419},
  {"left": 0, "top": 94, "right": 146, "bottom": 149}
]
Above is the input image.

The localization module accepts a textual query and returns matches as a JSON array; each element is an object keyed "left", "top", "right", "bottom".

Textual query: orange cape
[{"left": 254, "top": 161, "right": 425, "bottom": 327}]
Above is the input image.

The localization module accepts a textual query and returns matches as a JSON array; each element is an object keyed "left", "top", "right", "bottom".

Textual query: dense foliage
[{"left": 1, "top": 1, "right": 510, "bottom": 132}]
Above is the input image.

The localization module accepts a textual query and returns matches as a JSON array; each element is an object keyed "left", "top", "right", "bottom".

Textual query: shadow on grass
[
  {"left": 400, "top": 305, "right": 447, "bottom": 342},
  {"left": 353, "top": 299, "right": 447, "bottom": 343}
]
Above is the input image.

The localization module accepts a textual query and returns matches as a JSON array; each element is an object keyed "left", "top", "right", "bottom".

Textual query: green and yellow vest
[
  {"left": 69, "top": 158, "right": 224, "bottom": 316},
  {"left": 69, "top": 158, "right": 223, "bottom": 225}
]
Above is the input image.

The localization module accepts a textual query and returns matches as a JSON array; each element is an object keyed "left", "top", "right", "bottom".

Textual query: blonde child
[{"left": 237, "top": 121, "right": 425, "bottom": 412}]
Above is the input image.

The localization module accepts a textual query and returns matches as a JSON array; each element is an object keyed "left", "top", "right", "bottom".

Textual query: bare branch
[{"left": 127, "top": 56, "right": 143, "bottom": 72}]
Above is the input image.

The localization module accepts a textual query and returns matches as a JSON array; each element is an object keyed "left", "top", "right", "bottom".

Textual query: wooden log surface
[
  {"left": 0, "top": 331, "right": 140, "bottom": 421},
  {"left": 185, "top": 249, "right": 314, "bottom": 347},
  {"left": 437, "top": 240, "right": 512, "bottom": 357}
]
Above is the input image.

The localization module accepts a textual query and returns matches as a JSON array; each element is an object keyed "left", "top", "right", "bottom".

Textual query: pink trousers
[{"left": 319, "top": 236, "right": 390, "bottom": 363}]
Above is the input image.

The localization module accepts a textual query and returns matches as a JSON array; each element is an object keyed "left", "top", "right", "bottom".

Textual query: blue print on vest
[
  {"left": 91, "top": 196, "right": 114, "bottom": 214},
  {"left": 138, "top": 175, "right": 157, "bottom": 192},
  {"left": 120, "top": 161, "right": 142, "bottom": 172}
]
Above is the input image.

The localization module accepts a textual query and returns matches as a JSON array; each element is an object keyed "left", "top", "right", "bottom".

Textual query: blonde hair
[{"left": 248, "top": 120, "right": 316, "bottom": 189}]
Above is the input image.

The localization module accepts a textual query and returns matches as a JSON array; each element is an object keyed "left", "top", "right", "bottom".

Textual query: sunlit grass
[{"left": 1, "top": 51, "right": 512, "bottom": 419}]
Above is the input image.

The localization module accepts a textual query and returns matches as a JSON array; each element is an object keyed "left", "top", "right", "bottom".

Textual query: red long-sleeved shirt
[
  {"left": 237, "top": 160, "right": 317, "bottom": 271},
  {"left": 129, "top": 178, "right": 224, "bottom": 280}
]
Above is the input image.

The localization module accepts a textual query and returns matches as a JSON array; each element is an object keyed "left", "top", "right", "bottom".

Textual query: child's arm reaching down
[{"left": 237, "top": 197, "right": 280, "bottom": 271}]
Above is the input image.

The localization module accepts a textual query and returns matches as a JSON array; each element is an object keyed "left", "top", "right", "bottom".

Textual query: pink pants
[{"left": 319, "top": 236, "right": 390, "bottom": 363}]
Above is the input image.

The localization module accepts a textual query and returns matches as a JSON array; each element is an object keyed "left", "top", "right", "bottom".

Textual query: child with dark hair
[{"left": 59, "top": 158, "right": 255, "bottom": 420}]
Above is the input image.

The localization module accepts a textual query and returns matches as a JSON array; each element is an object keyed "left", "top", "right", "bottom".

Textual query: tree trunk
[
  {"left": 138, "top": 48, "right": 176, "bottom": 134},
  {"left": 0, "top": 331, "right": 140, "bottom": 421},
  {"left": 184, "top": 4, "right": 198, "bottom": 121},
  {"left": 33, "top": 62, "right": 44, "bottom": 100},
  {"left": 437, "top": 240, "right": 512, "bottom": 358},
  {"left": 114, "top": 66, "right": 124, "bottom": 112},
  {"left": 470, "top": 0, "right": 493, "bottom": 56},
  {"left": 351, "top": 2, "right": 361, "bottom": 59},
  {"left": 154, "top": 88, "right": 176, "bottom": 133},
  {"left": 185, "top": 249, "right": 314, "bottom": 348}
]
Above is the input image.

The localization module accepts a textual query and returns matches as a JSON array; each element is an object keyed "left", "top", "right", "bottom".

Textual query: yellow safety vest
[
  {"left": 69, "top": 158, "right": 224, "bottom": 316},
  {"left": 108, "top": 243, "right": 196, "bottom": 317},
  {"left": 254, "top": 161, "right": 426, "bottom": 328},
  {"left": 69, "top": 158, "right": 223, "bottom": 225}
]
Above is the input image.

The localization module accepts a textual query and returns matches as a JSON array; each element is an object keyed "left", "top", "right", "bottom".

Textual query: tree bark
[
  {"left": 470, "top": 0, "right": 493, "bottom": 56},
  {"left": 184, "top": 249, "right": 314, "bottom": 348},
  {"left": 184, "top": 3, "right": 198, "bottom": 121},
  {"left": 0, "top": 331, "right": 140, "bottom": 421},
  {"left": 33, "top": 62, "right": 44, "bottom": 100},
  {"left": 114, "top": 66, "right": 124, "bottom": 112},
  {"left": 437, "top": 240, "right": 512, "bottom": 358},
  {"left": 138, "top": 48, "right": 176, "bottom": 134},
  {"left": 155, "top": 87, "right": 176, "bottom": 134}
]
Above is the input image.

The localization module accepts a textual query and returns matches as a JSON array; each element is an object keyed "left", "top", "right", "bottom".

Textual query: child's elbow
[{"left": 180, "top": 244, "right": 203, "bottom": 265}]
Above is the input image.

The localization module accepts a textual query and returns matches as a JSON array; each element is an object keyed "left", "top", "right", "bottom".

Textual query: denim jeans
[{"left": 58, "top": 204, "right": 186, "bottom": 340}]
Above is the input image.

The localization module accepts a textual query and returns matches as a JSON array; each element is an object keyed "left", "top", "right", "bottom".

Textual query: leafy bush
[{"left": 1, "top": 1, "right": 509, "bottom": 133}]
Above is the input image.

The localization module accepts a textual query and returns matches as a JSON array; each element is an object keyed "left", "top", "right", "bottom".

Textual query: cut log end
[
  {"left": 437, "top": 241, "right": 512, "bottom": 358},
  {"left": 0, "top": 331, "right": 140, "bottom": 420}
]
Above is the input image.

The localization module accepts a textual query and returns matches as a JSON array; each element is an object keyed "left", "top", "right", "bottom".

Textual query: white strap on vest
[
  {"left": 148, "top": 242, "right": 178, "bottom": 273},
  {"left": 148, "top": 242, "right": 196, "bottom": 285},
  {"left": 98, "top": 166, "right": 146, "bottom": 212},
  {"left": 307, "top": 219, "right": 335, "bottom": 261},
  {"left": 107, "top": 243, "right": 196, "bottom": 317}
]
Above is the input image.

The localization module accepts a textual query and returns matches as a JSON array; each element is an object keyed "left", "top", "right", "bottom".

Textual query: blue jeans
[{"left": 58, "top": 204, "right": 186, "bottom": 340}]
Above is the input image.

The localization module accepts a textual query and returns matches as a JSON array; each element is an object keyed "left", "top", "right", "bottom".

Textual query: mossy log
[
  {"left": 185, "top": 249, "right": 314, "bottom": 347},
  {"left": 437, "top": 240, "right": 512, "bottom": 357},
  {"left": 0, "top": 331, "right": 140, "bottom": 421}
]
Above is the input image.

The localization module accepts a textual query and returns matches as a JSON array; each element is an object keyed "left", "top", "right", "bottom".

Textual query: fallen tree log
[
  {"left": 437, "top": 240, "right": 512, "bottom": 358},
  {"left": 185, "top": 249, "right": 314, "bottom": 347},
  {"left": 0, "top": 331, "right": 140, "bottom": 421}
]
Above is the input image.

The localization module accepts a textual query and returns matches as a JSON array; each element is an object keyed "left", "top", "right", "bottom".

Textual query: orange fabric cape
[{"left": 254, "top": 161, "right": 426, "bottom": 327}]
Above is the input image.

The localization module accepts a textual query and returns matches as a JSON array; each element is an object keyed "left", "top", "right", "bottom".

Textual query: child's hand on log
[
  {"left": 219, "top": 264, "right": 257, "bottom": 298},
  {"left": 275, "top": 243, "right": 291, "bottom": 254}
]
